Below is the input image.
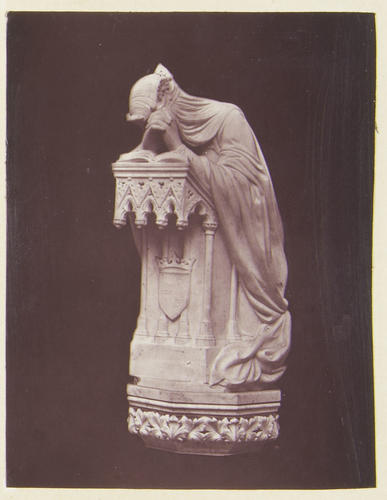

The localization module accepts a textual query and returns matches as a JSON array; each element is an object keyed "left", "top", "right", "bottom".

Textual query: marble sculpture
[{"left": 112, "top": 64, "right": 291, "bottom": 455}]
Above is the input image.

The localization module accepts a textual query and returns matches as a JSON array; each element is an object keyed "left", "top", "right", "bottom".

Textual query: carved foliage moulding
[{"left": 128, "top": 407, "right": 279, "bottom": 443}]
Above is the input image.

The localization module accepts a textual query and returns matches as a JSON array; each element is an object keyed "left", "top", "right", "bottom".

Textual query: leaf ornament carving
[{"left": 128, "top": 407, "right": 279, "bottom": 443}]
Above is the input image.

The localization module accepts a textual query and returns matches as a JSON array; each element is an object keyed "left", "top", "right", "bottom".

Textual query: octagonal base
[{"left": 127, "top": 383, "right": 281, "bottom": 456}]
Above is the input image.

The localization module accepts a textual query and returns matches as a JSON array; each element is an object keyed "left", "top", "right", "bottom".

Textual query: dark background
[{"left": 7, "top": 12, "right": 375, "bottom": 489}]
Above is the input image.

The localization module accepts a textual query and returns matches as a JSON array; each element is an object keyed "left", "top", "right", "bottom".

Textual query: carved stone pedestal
[
  {"left": 127, "top": 384, "right": 280, "bottom": 455},
  {"left": 112, "top": 151, "right": 283, "bottom": 455}
]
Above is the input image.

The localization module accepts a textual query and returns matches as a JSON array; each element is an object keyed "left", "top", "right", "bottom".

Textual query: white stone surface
[
  {"left": 112, "top": 63, "right": 291, "bottom": 455},
  {"left": 128, "top": 407, "right": 279, "bottom": 456}
]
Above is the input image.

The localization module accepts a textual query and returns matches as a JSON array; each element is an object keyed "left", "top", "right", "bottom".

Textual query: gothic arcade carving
[{"left": 112, "top": 64, "right": 291, "bottom": 455}]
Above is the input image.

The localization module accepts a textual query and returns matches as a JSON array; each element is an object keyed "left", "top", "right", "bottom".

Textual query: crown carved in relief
[
  {"left": 154, "top": 63, "right": 173, "bottom": 80},
  {"left": 156, "top": 253, "right": 196, "bottom": 272},
  {"left": 154, "top": 63, "right": 175, "bottom": 101}
]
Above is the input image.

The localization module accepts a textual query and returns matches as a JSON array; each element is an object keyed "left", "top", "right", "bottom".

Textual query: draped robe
[{"left": 169, "top": 86, "right": 291, "bottom": 387}]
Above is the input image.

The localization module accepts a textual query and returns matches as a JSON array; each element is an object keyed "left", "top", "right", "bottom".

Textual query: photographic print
[{"left": 6, "top": 11, "right": 375, "bottom": 489}]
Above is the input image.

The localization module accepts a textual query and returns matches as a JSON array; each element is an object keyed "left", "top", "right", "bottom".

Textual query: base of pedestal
[{"left": 127, "top": 383, "right": 281, "bottom": 456}]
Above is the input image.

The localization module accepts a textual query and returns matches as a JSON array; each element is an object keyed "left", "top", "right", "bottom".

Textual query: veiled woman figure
[{"left": 127, "top": 64, "right": 291, "bottom": 388}]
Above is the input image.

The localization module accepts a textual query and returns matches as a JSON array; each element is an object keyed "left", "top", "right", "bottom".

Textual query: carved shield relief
[{"left": 157, "top": 256, "right": 195, "bottom": 320}]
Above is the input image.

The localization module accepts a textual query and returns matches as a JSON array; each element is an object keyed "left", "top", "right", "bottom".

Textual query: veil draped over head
[{"left": 143, "top": 65, "right": 291, "bottom": 387}]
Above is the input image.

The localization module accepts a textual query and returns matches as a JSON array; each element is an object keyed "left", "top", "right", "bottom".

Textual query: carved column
[
  {"left": 197, "top": 222, "right": 217, "bottom": 347},
  {"left": 134, "top": 227, "right": 148, "bottom": 339},
  {"left": 156, "top": 230, "right": 170, "bottom": 341}
]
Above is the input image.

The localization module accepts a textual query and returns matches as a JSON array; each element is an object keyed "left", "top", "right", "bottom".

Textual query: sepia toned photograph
[{"left": 6, "top": 11, "right": 375, "bottom": 489}]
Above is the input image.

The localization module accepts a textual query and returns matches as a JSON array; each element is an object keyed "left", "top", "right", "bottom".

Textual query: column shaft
[
  {"left": 197, "top": 226, "right": 216, "bottom": 346},
  {"left": 135, "top": 228, "right": 148, "bottom": 337}
]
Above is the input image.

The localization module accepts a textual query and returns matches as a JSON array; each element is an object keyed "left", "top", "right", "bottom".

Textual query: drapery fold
[{"left": 170, "top": 86, "right": 291, "bottom": 387}]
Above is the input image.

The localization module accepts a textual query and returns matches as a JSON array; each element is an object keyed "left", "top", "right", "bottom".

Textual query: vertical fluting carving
[
  {"left": 156, "top": 230, "right": 170, "bottom": 341},
  {"left": 197, "top": 223, "right": 217, "bottom": 347},
  {"left": 134, "top": 228, "right": 148, "bottom": 338}
]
